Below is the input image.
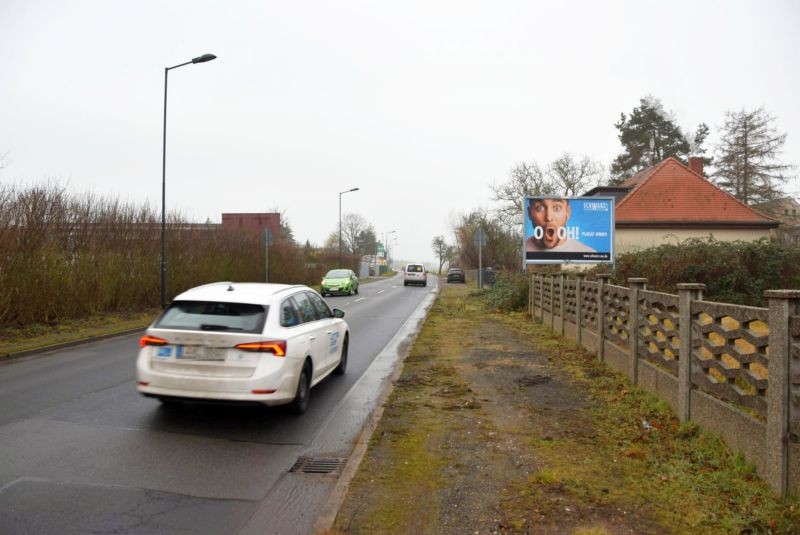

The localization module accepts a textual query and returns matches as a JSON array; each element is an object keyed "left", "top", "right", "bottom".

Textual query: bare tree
[
  {"left": 548, "top": 153, "right": 604, "bottom": 196},
  {"left": 341, "top": 213, "right": 374, "bottom": 257},
  {"left": 431, "top": 235, "right": 451, "bottom": 274},
  {"left": 452, "top": 209, "right": 521, "bottom": 272},
  {"left": 490, "top": 154, "right": 604, "bottom": 232},
  {"left": 713, "top": 107, "right": 796, "bottom": 204},
  {"left": 489, "top": 161, "right": 556, "bottom": 231}
]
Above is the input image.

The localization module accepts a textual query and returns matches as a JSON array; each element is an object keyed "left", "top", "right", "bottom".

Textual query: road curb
[
  {"left": 0, "top": 327, "right": 147, "bottom": 364},
  {"left": 312, "top": 283, "right": 440, "bottom": 534}
]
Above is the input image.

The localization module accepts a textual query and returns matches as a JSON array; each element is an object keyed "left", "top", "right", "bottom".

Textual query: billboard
[{"left": 524, "top": 197, "right": 614, "bottom": 264}]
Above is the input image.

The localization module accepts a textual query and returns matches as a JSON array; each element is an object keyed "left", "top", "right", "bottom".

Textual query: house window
[{"left": 785, "top": 209, "right": 789, "bottom": 215}]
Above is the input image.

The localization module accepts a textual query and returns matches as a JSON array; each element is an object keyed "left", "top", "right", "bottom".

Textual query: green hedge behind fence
[
  {"left": 595, "top": 237, "right": 800, "bottom": 307},
  {"left": 0, "top": 183, "right": 321, "bottom": 327}
]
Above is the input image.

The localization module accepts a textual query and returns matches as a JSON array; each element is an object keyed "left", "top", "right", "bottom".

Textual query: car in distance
[
  {"left": 136, "top": 282, "right": 349, "bottom": 414},
  {"left": 320, "top": 269, "right": 359, "bottom": 297},
  {"left": 446, "top": 268, "right": 465, "bottom": 283},
  {"left": 403, "top": 263, "right": 427, "bottom": 286}
]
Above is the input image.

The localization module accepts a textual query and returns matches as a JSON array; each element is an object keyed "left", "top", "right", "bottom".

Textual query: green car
[{"left": 320, "top": 269, "right": 359, "bottom": 297}]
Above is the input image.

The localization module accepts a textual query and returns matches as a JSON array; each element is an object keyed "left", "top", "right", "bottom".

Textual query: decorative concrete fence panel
[
  {"left": 639, "top": 290, "right": 680, "bottom": 377},
  {"left": 563, "top": 278, "right": 577, "bottom": 325},
  {"left": 604, "top": 284, "right": 630, "bottom": 350},
  {"left": 530, "top": 274, "right": 800, "bottom": 497},
  {"left": 690, "top": 300, "right": 770, "bottom": 418},
  {"left": 581, "top": 281, "right": 599, "bottom": 331}
]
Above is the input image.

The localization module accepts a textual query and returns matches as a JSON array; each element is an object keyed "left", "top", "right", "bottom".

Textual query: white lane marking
[
  {"left": 354, "top": 297, "right": 365, "bottom": 302},
  {"left": 377, "top": 290, "right": 385, "bottom": 294},
  {"left": 391, "top": 285, "right": 398, "bottom": 288}
]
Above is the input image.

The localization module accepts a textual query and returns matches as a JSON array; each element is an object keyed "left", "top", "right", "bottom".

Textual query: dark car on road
[{"left": 446, "top": 268, "right": 465, "bottom": 283}]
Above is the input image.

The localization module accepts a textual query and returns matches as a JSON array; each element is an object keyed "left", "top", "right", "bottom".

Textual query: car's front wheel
[
  {"left": 289, "top": 364, "right": 311, "bottom": 414},
  {"left": 334, "top": 335, "right": 348, "bottom": 375}
]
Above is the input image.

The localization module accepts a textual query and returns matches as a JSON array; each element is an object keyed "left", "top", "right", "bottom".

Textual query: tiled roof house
[{"left": 584, "top": 157, "right": 779, "bottom": 253}]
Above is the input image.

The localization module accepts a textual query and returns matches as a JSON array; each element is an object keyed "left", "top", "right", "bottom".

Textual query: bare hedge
[{"left": 0, "top": 183, "right": 318, "bottom": 327}]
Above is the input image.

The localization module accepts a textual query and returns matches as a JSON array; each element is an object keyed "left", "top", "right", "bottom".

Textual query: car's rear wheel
[
  {"left": 334, "top": 335, "right": 348, "bottom": 375},
  {"left": 289, "top": 364, "right": 311, "bottom": 414},
  {"left": 355, "top": 286, "right": 358, "bottom": 294}
]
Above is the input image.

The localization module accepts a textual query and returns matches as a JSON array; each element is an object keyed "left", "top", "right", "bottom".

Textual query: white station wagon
[{"left": 136, "top": 282, "right": 349, "bottom": 413}]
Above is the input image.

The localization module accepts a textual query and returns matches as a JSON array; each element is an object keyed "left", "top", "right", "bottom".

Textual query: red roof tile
[{"left": 615, "top": 158, "right": 778, "bottom": 226}]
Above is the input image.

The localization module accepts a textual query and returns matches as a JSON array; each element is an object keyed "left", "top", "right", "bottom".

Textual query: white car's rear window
[{"left": 155, "top": 301, "right": 267, "bottom": 333}]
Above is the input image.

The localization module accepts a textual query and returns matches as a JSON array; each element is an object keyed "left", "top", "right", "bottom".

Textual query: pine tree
[
  {"left": 610, "top": 96, "right": 707, "bottom": 182},
  {"left": 713, "top": 107, "right": 796, "bottom": 205}
]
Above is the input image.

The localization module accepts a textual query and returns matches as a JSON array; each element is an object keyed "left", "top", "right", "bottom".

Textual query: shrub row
[
  {"left": 604, "top": 237, "right": 800, "bottom": 306},
  {"left": 478, "top": 238, "right": 800, "bottom": 313},
  {"left": 0, "top": 183, "right": 338, "bottom": 327}
]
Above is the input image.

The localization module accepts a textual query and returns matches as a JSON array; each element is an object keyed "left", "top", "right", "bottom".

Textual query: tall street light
[
  {"left": 338, "top": 187, "right": 360, "bottom": 265},
  {"left": 384, "top": 230, "right": 396, "bottom": 272},
  {"left": 161, "top": 53, "right": 217, "bottom": 309}
]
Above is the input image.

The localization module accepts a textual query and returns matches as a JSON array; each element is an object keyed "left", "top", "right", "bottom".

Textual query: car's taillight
[
  {"left": 235, "top": 340, "right": 287, "bottom": 356},
  {"left": 139, "top": 335, "right": 168, "bottom": 348}
]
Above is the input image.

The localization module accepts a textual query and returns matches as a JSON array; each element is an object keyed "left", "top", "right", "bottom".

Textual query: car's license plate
[{"left": 178, "top": 345, "right": 227, "bottom": 361}]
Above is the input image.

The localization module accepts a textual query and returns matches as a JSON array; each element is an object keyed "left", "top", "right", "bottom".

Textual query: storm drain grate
[{"left": 289, "top": 456, "right": 347, "bottom": 474}]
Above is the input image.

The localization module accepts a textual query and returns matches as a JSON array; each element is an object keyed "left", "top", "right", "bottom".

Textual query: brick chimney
[{"left": 688, "top": 156, "right": 704, "bottom": 177}]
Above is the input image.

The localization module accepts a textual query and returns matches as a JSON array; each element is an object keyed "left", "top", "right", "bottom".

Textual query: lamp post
[
  {"left": 385, "top": 230, "right": 396, "bottom": 271},
  {"left": 161, "top": 53, "right": 217, "bottom": 309},
  {"left": 389, "top": 237, "right": 398, "bottom": 269},
  {"left": 338, "top": 187, "right": 360, "bottom": 265}
]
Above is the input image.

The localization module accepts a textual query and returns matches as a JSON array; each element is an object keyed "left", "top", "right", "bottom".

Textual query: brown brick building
[{"left": 221, "top": 213, "right": 281, "bottom": 240}]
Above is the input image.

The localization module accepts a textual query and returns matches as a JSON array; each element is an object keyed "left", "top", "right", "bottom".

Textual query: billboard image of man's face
[
  {"left": 524, "top": 197, "right": 615, "bottom": 264},
  {"left": 528, "top": 199, "right": 571, "bottom": 249}
]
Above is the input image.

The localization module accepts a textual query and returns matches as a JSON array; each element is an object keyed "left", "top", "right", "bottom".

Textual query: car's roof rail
[
  {"left": 189, "top": 281, "right": 235, "bottom": 291},
  {"left": 272, "top": 285, "right": 306, "bottom": 295}
]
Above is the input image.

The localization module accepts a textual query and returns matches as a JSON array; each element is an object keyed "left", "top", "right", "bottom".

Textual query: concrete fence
[{"left": 529, "top": 273, "right": 799, "bottom": 497}]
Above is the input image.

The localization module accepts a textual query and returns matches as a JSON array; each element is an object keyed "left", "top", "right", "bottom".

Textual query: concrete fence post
[
  {"left": 677, "top": 283, "right": 705, "bottom": 423},
  {"left": 550, "top": 274, "right": 556, "bottom": 329},
  {"left": 627, "top": 278, "right": 648, "bottom": 384},
  {"left": 576, "top": 273, "right": 586, "bottom": 346},
  {"left": 765, "top": 290, "right": 800, "bottom": 496},
  {"left": 559, "top": 273, "right": 567, "bottom": 336},
  {"left": 540, "top": 272, "right": 546, "bottom": 323},
  {"left": 529, "top": 274, "right": 534, "bottom": 318},
  {"left": 597, "top": 274, "right": 611, "bottom": 362}
]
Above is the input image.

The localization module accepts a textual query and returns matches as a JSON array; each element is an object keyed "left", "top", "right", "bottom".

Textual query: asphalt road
[{"left": 0, "top": 273, "right": 438, "bottom": 535}]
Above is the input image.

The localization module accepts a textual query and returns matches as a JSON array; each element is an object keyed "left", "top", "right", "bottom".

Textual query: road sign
[{"left": 474, "top": 227, "right": 486, "bottom": 247}]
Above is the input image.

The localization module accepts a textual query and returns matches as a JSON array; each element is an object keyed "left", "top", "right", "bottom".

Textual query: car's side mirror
[{"left": 332, "top": 308, "right": 345, "bottom": 319}]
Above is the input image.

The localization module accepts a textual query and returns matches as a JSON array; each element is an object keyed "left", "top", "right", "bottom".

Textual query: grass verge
[
  {"left": 332, "top": 283, "right": 800, "bottom": 534},
  {"left": 0, "top": 310, "right": 158, "bottom": 357}
]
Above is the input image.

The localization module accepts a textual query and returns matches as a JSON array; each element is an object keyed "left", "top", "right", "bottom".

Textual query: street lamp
[
  {"left": 388, "top": 236, "right": 398, "bottom": 269},
  {"left": 161, "top": 53, "right": 217, "bottom": 308},
  {"left": 338, "top": 187, "right": 360, "bottom": 265},
  {"left": 381, "top": 230, "right": 396, "bottom": 274}
]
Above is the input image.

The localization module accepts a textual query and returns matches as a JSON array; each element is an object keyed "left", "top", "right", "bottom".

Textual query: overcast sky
[{"left": 2, "top": 0, "right": 799, "bottom": 264}]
